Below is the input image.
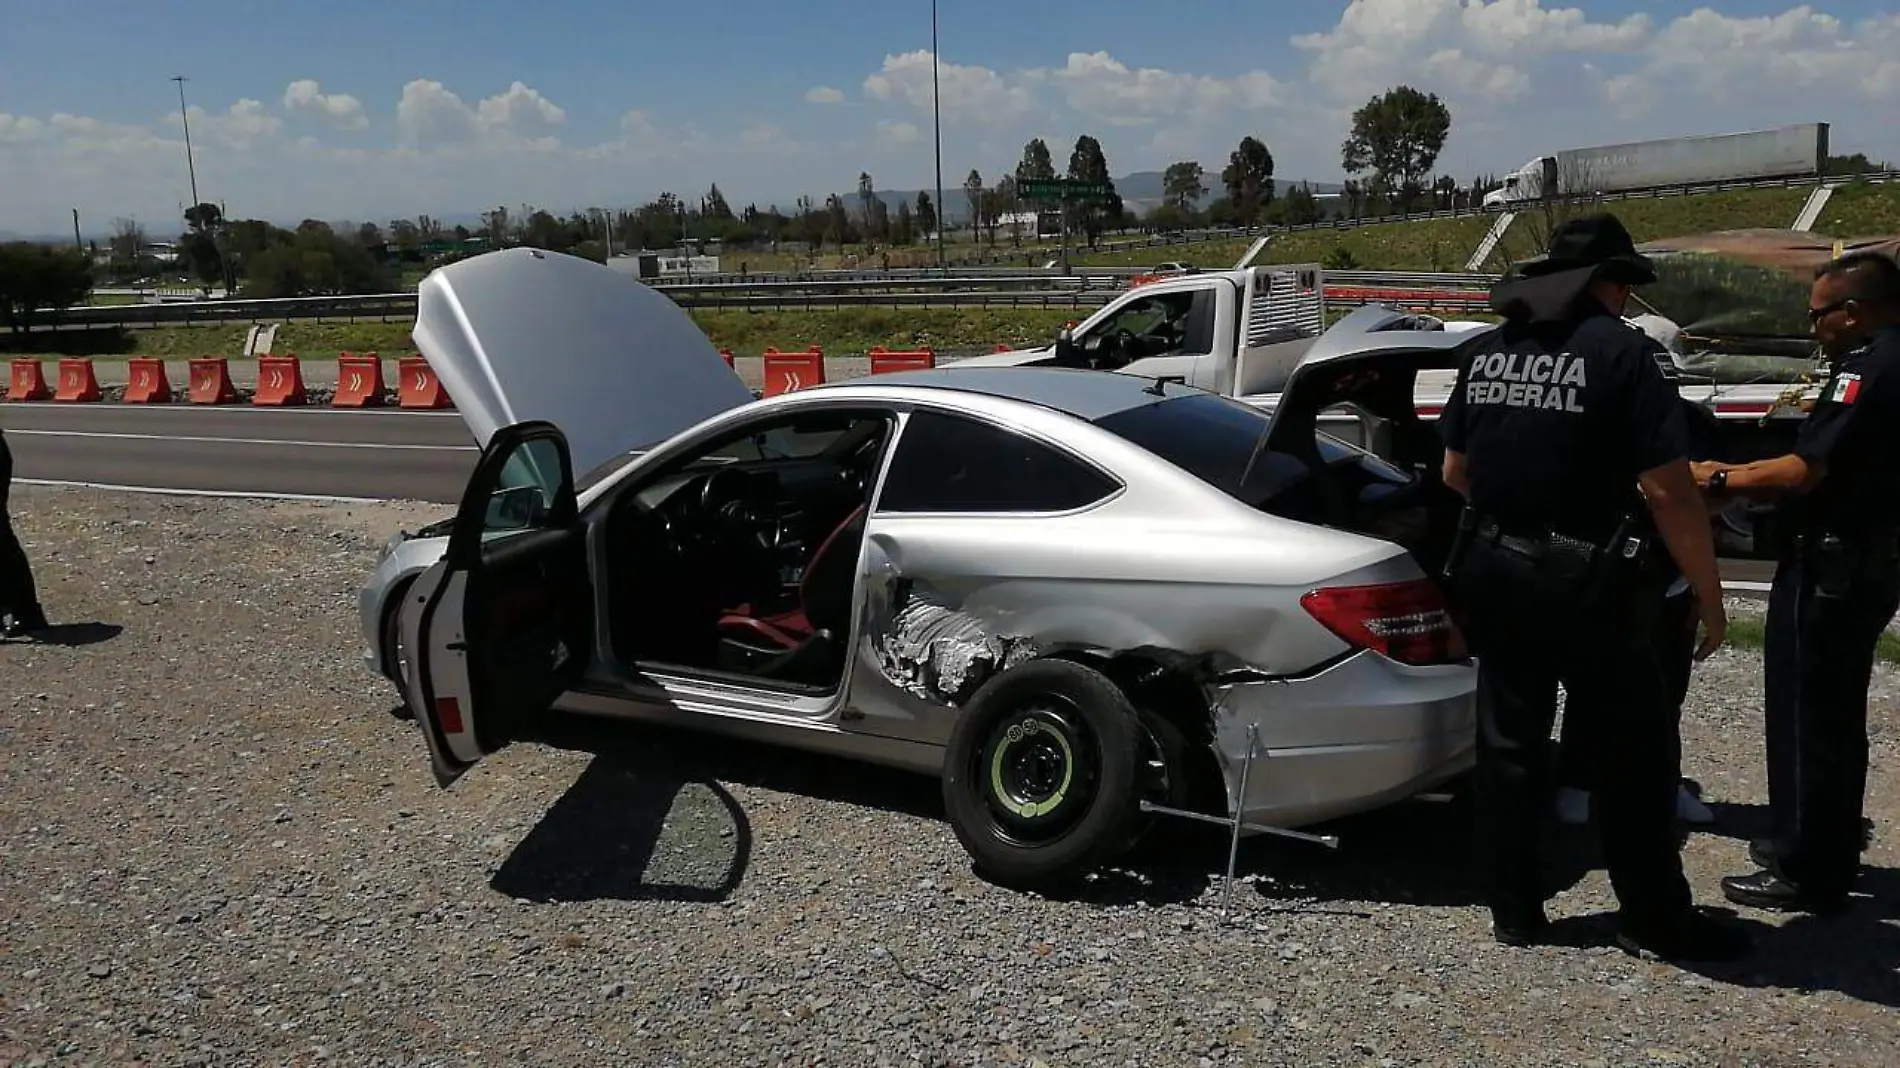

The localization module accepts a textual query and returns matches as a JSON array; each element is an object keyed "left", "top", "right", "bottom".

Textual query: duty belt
[{"left": 1473, "top": 519, "right": 1605, "bottom": 567}]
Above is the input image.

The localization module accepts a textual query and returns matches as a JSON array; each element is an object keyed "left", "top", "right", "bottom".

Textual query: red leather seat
[{"left": 717, "top": 503, "right": 867, "bottom": 649}]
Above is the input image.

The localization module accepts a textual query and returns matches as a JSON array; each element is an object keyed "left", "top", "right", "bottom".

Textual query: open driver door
[{"left": 402, "top": 420, "right": 593, "bottom": 786}]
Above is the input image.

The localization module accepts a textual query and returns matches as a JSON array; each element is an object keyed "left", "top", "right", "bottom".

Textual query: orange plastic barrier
[
  {"left": 993, "top": 343, "right": 1012, "bottom": 353},
  {"left": 253, "top": 354, "right": 307, "bottom": 407},
  {"left": 333, "top": 351, "right": 386, "bottom": 408},
  {"left": 6, "top": 359, "right": 50, "bottom": 402},
  {"left": 188, "top": 357, "right": 239, "bottom": 404},
  {"left": 397, "top": 354, "right": 452, "bottom": 409},
  {"left": 124, "top": 357, "right": 173, "bottom": 404},
  {"left": 761, "top": 346, "right": 826, "bottom": 397},
  {"left": 867, "top": 346, "right": 935, "bottom": 374},
  {"left": 54, "top": 358, "right": 103, "bottom": 403}
]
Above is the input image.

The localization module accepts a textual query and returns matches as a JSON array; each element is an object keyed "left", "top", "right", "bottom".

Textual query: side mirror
[{"left": 1052, "top": 326, "right": 1077, "bottom": 364}]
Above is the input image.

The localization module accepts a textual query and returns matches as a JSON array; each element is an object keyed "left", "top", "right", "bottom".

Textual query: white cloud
[
  {"left": 874, "top": 119, "right": 921, "bottom": 149},
  {"left": 805, "top": 86, "right": 845, "bottom": 105},
  {"left": 283, "top": 80, "right": 368, "bottom": 130},
  {"left": 395, "top": 79, "right": 565, "bottom": 146},
  {"left": 0, "top": 113, "right": 45, "bottom": 142},
  {"left": 1028, "top": 52, "right": 1285, "bottom": 127},
  {"left": 863, "top": 50, "right": 1040, "bottom": 123},
  {"left": 165, "top": 99, "right": 283, "bottom": 149}
]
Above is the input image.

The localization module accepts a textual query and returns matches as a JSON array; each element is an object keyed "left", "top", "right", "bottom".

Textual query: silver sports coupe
[{"left": 361, "top": 247, "right": 1478, "bottom": 888}]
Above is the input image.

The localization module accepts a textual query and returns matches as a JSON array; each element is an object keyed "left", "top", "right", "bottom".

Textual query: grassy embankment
[
  {"left": 1073, "top": 183, "right": 1900, "bottom": 273},
  {"left": 5, "top": 307, "right": 1083, "bottom": 362}
]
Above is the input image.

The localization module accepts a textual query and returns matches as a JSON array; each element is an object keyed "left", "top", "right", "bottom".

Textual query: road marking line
[
  {"left": 16, "top": 479, "right": 393, "bottom": 504},
  {"left": 1, "top": 404, "right": 462, "bottom": 418},
  {"left": 6, "top": 429, "right": 475, "bottom": 451},
  {"left": 1723, "top": 581, "right": 1773, "bottom": 593}
]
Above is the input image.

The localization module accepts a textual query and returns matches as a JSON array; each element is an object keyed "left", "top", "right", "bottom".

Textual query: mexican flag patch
[{"left": 1829, "top": 372, "right": 1862, "bottom": 405}]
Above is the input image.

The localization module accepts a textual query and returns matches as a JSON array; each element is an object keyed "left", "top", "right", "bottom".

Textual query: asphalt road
[
  {"left": 0, "top": 402, "right": 1776, "bottom": 590},
  {"left": 1, "top": 404, "right": 476, "bottom": 503}
]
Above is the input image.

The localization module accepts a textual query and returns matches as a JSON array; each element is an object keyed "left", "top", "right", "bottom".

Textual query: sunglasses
[{"left": 1809, "top": 297, "right": 1856, "bottom": 323}]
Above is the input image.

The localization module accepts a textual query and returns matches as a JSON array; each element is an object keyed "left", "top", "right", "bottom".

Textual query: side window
[
  {"left": 877, "top": 410, "right": 1120, "bottom": 514},
  {"left": 485, "top": 437, "right": 565, "bottom": 533}
]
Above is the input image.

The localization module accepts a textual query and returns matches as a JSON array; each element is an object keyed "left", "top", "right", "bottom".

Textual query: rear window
[{"left": 1090, "top": 393, "right": 1271, "bottom": 495}]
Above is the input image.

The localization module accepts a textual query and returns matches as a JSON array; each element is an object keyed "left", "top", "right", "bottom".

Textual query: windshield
[{"left": 1090, "top": 393, "right": 1271, "bottom": 497}]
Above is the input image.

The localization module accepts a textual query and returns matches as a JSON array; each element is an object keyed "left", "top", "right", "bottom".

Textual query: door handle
[{"left": 447, "top": 640, "right": 468, "bottom": 651}]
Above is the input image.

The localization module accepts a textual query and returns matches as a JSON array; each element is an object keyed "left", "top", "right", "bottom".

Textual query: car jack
[{"left": 1138, "top": 722, "right": 1341, "bottom": 922}]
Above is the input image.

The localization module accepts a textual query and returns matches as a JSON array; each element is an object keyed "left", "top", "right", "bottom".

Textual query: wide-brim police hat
[{"left": 1510, "top": 212, "right": 1657, "bottom": 286}]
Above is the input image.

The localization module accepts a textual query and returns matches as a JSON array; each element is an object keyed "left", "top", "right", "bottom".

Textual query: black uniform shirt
[
  {"left": 1439, "top": 310, "right": 1689, "bottom": 540},
  {"left": 1779, "top": 324, "right": 1900, "bottom": 535}
]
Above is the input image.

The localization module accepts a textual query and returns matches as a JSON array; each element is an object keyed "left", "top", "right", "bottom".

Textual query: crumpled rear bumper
[{"left": 1210, "top": 649, "right": 1476, "bottom": 831}]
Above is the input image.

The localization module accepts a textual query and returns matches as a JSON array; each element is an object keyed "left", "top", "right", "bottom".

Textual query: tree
[
  {"left": 991, "top": 175, "right": 1022, "bottom": 246},
  {"left": 1162, "top": 161, "right": 1206, "bottom": 213},
  {"left": 963, "top": 169, "right": 984, "bottom": 237},
  {"left": 914, "top": 191, "right": 937, "bottom": 239},
  {"left": 0, "top": 242, "right": 92, "bottom": 335},
  {"left": 702, "top": 184, "right": 734, "bottom": 222},
  {"left": 1015, "top": 138, "right": 1056, "bottom": 183},
  {"left": 1065, "top": 136, "right": 1121, "bottom": 247},
  {"left": 108, "top": 218, "right": 146, "bottom": 265},
  {"left": 1221, "top": 136, "right": 1275, "bottom": 227},
  {"left": 857, "top": 172, "right": 882, "bottom": 244},
  {"left": 1341, "top": 86, "right": 1452, "bottom": 214},
  {"left": 1283, "top": 182, "right": 1324, "bottom": 227},
  {"left": 894, "top": 199, "right": 916, "bottom": 245},
  {"left": 240, "top": 221, "right": 395, "bottom": 298}
]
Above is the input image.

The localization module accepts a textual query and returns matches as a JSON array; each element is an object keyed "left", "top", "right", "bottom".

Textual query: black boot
[{"left": 3, "top": 604, "right": 49, "bottom": 639}]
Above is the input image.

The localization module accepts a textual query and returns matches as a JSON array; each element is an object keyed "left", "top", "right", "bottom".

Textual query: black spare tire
[{"left": 941, "top": 658, "right": 1147, "bottom": 890}]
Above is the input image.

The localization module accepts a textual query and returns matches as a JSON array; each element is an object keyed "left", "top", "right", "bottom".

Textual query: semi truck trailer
[{"left": 1482, "top": 123, "right": 1829, "bottom": 208}]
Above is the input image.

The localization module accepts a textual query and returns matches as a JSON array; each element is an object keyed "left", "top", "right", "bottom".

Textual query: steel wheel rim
[{"left": 975, "top": 698, "right": 1098, "bottom": 846}]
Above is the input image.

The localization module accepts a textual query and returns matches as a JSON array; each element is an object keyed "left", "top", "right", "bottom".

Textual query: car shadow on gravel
[
  {"left": 505, "top": 713, "right": 1224, "bottom": 908},
  {"left": 488, "top": 718, "right": 758, "bottom": 904}
]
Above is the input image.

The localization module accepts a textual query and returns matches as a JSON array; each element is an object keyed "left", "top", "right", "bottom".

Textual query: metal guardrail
[{"left": 46, "top": 269, "right": 1502, "bottom": 329}]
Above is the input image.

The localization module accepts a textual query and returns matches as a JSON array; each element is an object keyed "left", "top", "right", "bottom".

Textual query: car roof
[{"left": 828, "top": 365, "right": 1211, "bottom": 421}]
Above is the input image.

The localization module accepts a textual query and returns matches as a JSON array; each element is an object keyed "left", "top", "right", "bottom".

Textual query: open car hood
[{"left": 412, "top": 248, "right": 755, "bottom": 477}]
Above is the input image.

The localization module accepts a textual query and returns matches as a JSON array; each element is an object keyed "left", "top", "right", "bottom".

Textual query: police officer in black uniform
[
  {"left": 0, "top": 423, "right": 51, "bottom": 638},
  {"left": 1439, "top": 213, "right": 1750, "bottom": 961},
  {"left": 1692, "top": 250, "right": 1900, "bottom": 912}
]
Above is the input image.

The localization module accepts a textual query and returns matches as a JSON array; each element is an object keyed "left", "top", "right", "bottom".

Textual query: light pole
[
  {"left": 171, "top": 76, "right": 201, "bottom": 212},
  {"left": 931, "top": 0, "right": 946, "bottom": 273}
]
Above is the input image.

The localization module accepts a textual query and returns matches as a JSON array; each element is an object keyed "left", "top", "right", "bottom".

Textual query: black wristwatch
[{"left": 1708, "top": 469, "right": 1728, "bottom": 491}]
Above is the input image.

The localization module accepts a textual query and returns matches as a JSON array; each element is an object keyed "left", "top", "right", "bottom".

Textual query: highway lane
[
  {"left": 3, "top": 405, "right": 476, "bottom": 503},
  {"left": 0, "top": 402, "right": 1777, "bottom": 591}
]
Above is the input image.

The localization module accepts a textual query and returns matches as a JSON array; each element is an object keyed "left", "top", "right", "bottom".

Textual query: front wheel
[
  {"left": 941, "top": 659, "right": 1147, "bottom": 890},
  {"left": 381, "top": 588, "right": 416, "bottom": 721}
]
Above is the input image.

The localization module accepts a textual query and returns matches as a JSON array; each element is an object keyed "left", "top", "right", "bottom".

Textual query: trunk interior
[{"left": 1248, "top": 356, "right": 1465, "bottom": 585}]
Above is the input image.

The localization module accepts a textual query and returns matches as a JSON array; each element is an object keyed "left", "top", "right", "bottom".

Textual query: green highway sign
[{"left": 1018, "top": 178, "right": 1115, "bottom": 203}]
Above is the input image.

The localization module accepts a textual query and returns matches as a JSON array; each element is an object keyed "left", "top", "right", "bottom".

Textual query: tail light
[{"left": 1300, "top": 578, "right": 1468, "bottom": 666}]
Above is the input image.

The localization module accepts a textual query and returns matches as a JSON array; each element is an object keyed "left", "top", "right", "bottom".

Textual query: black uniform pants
[
  {"left": 1556, "top": 589, "right": 1697, "bottom": 790},
  {"left": 1762, "top": 534, "right": 1900, "bottom": 895},
  {"left": 1452, "top": 537, "right": 1691, "bottom": 923},
  {"left": 0, "top": 431, "right": 41, "bottom": 617}
]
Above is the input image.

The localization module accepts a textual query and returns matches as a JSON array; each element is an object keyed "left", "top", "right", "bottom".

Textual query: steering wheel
[{"left": 699, "top": 468, "right": 783, "bottom": 551}]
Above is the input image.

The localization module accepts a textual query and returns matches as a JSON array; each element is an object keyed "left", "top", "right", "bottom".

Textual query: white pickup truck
[{"left": 956, "top": 263, "right": 1827, "bottom": 559}]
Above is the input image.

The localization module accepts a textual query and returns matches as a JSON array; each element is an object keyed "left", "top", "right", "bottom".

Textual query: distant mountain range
[{"left": 1, "top": 171, "right": 1347, "bottom": 243}]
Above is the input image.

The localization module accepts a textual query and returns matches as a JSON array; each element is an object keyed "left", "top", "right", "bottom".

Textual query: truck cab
[{"left": 955, "top": 264, "right": 1329, "bottom": 398}]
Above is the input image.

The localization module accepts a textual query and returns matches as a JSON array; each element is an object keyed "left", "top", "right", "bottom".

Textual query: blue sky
[{"left": 2, "top": 0, "right": 1897, "bottom": 234}]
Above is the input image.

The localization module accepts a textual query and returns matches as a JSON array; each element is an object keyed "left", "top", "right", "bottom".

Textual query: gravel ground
[{"left": 2, "top": 486, "right": 1897, "bottom": 1067}]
